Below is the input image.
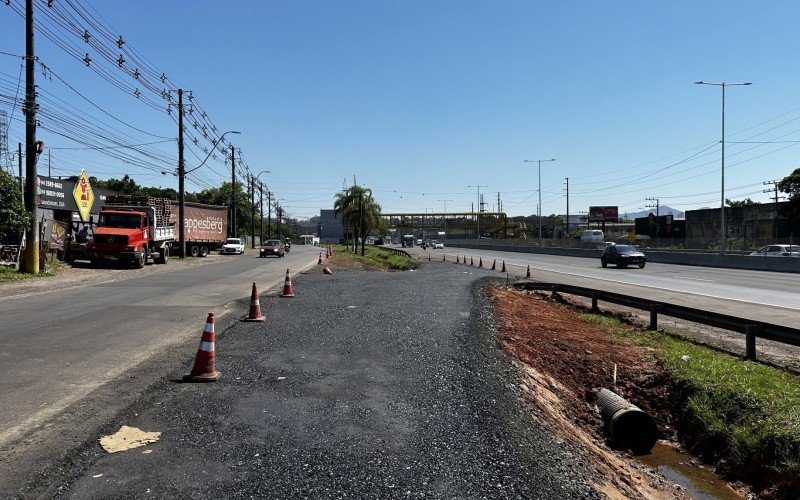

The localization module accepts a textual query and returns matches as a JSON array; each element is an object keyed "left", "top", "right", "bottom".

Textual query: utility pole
[
  {"left": 267, "top": 191, "right": 272, "bottom": 238},
  {"left": 564, "top": 178, "right": 569, "bottom": 237},
  {"left": 259, "top": 181, "right": 264, "bottom": 244},
  {"left": 177, "top": 88, "right": 186, "bottom": 258},
  {"left": 22, "top": 0, "right": 39, "bottom": 273},
  {"left": 763, "top": 180, "right": 784, "bottom": 240},
  {"left": 48, "top": 150, "right": 50, "bottom": 177},
  {"left": 646, "top": 197, "right": 660, "bottom": 243},
  {"left": 250, "top": 174, "right": 256, "bottom": 248},
  {"left": 276, "top": 206, "right": 282, "bottom": 239},
  {"left": 230, "top": 145, "right": 236, "bottom": 238}
]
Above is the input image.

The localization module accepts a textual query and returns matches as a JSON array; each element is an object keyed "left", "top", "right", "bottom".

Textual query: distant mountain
[{"left": 622, "top": 206, "right": 684, "bottom": 220}]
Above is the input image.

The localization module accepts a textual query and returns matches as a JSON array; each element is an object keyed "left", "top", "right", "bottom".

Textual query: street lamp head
[{"left": 694, "top": 81, "right": 704, "bottom": 85}]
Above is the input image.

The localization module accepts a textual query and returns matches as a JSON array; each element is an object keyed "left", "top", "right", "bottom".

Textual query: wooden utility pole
[{"left": 177, "top": 88, "right": 186, "bottom": 258}]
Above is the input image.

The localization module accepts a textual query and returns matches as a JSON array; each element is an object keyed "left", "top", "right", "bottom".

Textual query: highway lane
[
  {"left": 0, "top": 245, "right": 319, "bottom": 448},
  {"left": 431, "top": 248, "right": 800, "bottom": 309},
  {"left": 404, "top": 246, "right": 800, "bottom": 327}
]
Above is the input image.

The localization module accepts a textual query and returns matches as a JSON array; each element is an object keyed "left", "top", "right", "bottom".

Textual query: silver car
[{"left": 748, "top": 245, "right": 800, "bottom": 257}]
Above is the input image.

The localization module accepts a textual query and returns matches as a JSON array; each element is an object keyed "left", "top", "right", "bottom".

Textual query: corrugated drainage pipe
[{"left": 597, "top": 388, "right": 658, "bottom": 454}]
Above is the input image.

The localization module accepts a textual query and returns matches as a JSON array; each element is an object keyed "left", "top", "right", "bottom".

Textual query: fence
[{"left": 514, "top": 281, "right": 800, "bottom": 362}]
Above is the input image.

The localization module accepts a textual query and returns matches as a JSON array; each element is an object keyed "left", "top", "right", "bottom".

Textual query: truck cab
[{"left": 87, "top": 204, "right": 173, "bottom": 268}]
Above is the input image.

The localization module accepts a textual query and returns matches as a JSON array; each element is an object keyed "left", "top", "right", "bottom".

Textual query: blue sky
[{"left": 2, "top": 1, "right": 800, "bottom": 219}]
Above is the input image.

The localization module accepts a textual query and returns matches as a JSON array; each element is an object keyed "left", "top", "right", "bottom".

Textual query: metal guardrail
[
  {"left": 514, "top": 281, "right": 800, "bottom": 359},
  {"left": 383, "top": 247, "right": 411, "bottom": 257}
]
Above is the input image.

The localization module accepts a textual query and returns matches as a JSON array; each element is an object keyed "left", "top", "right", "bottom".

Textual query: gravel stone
[{"left": 47, "top": 263, "right": 600, "bottom": 498}]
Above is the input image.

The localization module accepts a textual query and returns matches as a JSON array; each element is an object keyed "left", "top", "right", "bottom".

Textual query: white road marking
[{"left": 672, "top": 276, "right": 714, "bottom": 282}]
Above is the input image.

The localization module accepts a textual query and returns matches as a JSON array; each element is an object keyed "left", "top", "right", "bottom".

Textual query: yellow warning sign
[{"left": 72, "top": 170, "right": 94, "bottom": 221}]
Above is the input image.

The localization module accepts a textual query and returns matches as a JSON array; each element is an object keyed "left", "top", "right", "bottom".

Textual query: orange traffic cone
[
  {"left": 184, "top": 312, "right": 220, "bottom": 382},
  {"left": 501, "top": 260, "right": 506, "bottom": 273},
  {"left": 318, "top": 252, "right": 323, "bottom": 264},
  {"left": 456, "top": 255, "right": 460, "bottom": 263},
  {"left": 470, "top": 256, "right": 474, "bottom": 266},
  {"left": 323, "top": 266, "right": 332, "bottom": 274},
  {"left": 243, "top": 282, "right": 265, "bottom": 322},
  {"left": 479, "top": 257, "right": 483, "bottom": 268},
  {"left": 526, "top": 265, "right": 531, "bottom": 278},
  {"left": 428, "top": 253, "right": 431, "bottom": 261},
  {"left": 281, "top": 269, "right": 296, "bottom": 298},
  {"left": 442, "top": 254, "right": 446, "bottom": 262},
  {"left": 491, "top": 259, "right": 496, "bottom": 270}
]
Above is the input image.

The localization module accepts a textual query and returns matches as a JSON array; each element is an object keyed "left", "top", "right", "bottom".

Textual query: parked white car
[
  {"left": 221, "top": 238, "right": 245, "bottom": 255},
  {"left": 432, "top": 241, "right": 445, "bottom": 249},
  {"left": 748, "top": 244, "right": 800, "bottom": 257}
]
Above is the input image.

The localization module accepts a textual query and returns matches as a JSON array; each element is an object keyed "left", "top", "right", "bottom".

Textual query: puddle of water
[{"left": 635, "top": 443, "right": 741, "bottom": 499}]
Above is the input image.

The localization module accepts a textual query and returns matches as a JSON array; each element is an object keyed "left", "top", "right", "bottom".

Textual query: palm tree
[{"left": 334, "top": 185, "right": 381, "bottom": 255}]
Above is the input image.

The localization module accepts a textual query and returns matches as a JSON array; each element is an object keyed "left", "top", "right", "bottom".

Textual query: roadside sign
[{"left": 72, "top": 170, "right": 94, "bottom": 221}]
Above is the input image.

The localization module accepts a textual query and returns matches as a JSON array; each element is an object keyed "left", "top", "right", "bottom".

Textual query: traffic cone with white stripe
[
  {"left": 318, "top": 252, "right": 323, "bottom": 265},
  {"left": 501, "top": 260, "right": 506, "bottom": 273},
  {"left": 428, "top": 253, "right": 431, "bottom": 261},
  {"left": 184, "top": 312, "right": 220, "bottom": 382},
  {"left": 323, "top": 266, "right": 332, "bottom": 274},
  {"left": 456, "top": 255, "right": 460, "bottom": 263},
  {"left": 526, "top": 265, "right": 531, "bottom": 278},
  {"left": 491, "top": 259, "right": 496, "bottom": 270},
  {"left": 243, "top": 282, "right": 265, "bottom": 322},
  {"left": 281, "top": 269, "right": 296, "bottom": 298},
  {"left": 479, "top": 257, "right": 483, "bottom": 268},
  {"left": 442, "top": 254, "right": 446, "bottom": 262},
  {"left": 470, "top": 256, "right": 474, "bottom": 266}
]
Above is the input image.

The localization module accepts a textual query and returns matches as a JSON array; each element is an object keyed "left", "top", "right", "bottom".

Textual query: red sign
[{"left": 589, "top": 206, "right": 619, "bottom": 222}]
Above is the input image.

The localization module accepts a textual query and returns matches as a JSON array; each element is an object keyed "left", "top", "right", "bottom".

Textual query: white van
[{"left": 580, "top": 230, "right": 604, "bottom": 244}]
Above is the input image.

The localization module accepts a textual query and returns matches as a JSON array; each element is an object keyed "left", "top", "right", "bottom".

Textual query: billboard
[{"left": 589, "top": 206, "right": 619, "bottom": 222}]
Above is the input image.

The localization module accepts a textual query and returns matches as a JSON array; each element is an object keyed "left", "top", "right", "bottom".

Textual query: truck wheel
[
  {"left": 190, "top": 245, "right": 200, "bottom": 257},
  {"left": 156, "top": 245, "right": 169, "bottom": 264},
  {"left": 601, "top": 258, "right": 607, "bottom": 268},
  {"left": 135, "top": 251, "right": 146, "bottom": 269},
  {"left": 200, "top": 246, "right": 209, "bottom": 258}
]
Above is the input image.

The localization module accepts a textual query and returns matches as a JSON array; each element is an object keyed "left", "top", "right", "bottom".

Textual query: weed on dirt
[{"left": 329, "top": 245, "right": 417, "bottom": 271}]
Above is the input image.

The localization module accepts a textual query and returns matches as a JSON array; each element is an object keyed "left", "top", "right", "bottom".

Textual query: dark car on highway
[
  {"left": 259, "top": 239, "right": 285, "bottom": 258},
  {"left": 601, "top": 244, "right": 646, "bottom": 269}
]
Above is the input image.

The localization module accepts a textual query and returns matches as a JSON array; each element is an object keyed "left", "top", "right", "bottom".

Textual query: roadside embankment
[{"left": 489, "top": 285, "right": 800, "bottom": 498}]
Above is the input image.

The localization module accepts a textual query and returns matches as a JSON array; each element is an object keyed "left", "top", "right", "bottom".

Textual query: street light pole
[
  {"left": 467, "top": 185, "right": 488, "bottom": 239},
  {"left": 524, "top": 158, "right": 556, "bottom": 247},
  {"left": 179, "top": 129, "right": 240, "bottom": 257},
  {"left": 695, "top": 81, "right": 752, "bottom": 255},
  {"left": 437, "top": 199, "right": 452, "bottom": 239}
]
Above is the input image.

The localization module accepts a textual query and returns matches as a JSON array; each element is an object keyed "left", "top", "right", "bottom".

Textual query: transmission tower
[{"left": 0, "top": 110, "right": 12, "bottom": 174}]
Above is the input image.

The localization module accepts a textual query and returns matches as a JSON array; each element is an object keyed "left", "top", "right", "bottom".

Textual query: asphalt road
[
  {"left": 407, "top": 247, "right": 800, "bottom": 327},
  {"left": 43, "top": 265, "right": 600, "bottom": 498},
  {"left": 0, "top": 245, "right": 319, "bottom": 450}
]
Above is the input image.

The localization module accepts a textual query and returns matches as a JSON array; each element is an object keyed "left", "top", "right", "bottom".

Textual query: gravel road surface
[{"left": 36, "top": 263, "right": 600, "bottom": 498}]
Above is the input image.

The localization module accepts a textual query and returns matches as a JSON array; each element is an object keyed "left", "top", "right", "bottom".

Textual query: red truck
[{"left": 86, "top": 196, "right": 175, "bottom": 268}]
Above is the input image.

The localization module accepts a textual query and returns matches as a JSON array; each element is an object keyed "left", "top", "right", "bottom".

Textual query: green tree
[
  {"left": 726, "top": 197, "right": 760, "bottom": 207},
  {"left": 334, "top": 185, "right": 382, "bottom": 255},
  {"left": 0, "top": 170, "right": 29, "bottom": 241},
  {"left": 779, "top": 168, "right": 800, "bottom": 205}
]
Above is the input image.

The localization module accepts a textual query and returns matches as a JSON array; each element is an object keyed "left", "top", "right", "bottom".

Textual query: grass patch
[
  {"left": 328, "top": 244, "right": 417, "bottom": 271},
  {"left": 0, "top": 260, "right": 64, "bottom": 283},
  {"left": 580, "top": 312, "right": 800, "bottom": 476}
]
